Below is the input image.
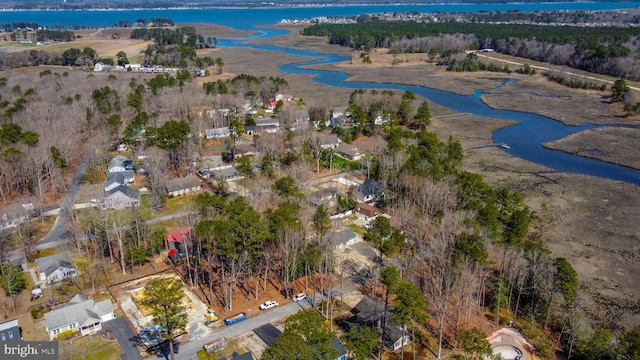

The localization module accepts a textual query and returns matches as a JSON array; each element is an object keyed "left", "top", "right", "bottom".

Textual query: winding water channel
[
  {"left": 3, "top": 4, "right": 639, "bottom": 186},
  {"left": 228, "top": 38, "right": 640, "bottom": 187}
]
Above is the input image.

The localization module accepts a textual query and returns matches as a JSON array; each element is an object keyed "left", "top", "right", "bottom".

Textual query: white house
[
  {"left": 166, "top": 177, "right": 202, "bottom": 197},
  {"left": 44, "top": 294, "right": 115, "bottom": 340},
  {"left": 204, "top": 127, "right": 231, "bottom": 139},
  {"left": 36, "top": 253, "right": 77, "bottom": 285},
  {"left": 93, "top": 62, "right": 109, "bottom": 72}
]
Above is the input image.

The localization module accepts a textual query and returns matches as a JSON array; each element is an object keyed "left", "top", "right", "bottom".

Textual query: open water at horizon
[{"left": 1, "top": 2, "right": 639, "bottom": 29}]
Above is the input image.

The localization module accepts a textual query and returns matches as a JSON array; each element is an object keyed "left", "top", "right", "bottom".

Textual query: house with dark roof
[
  {"left": 321, "top": 229, "right": 358, "bottom": 252},
  {"left": 0, "top": 319, "right": 20, "bottom": 341},
  {"left": 44, "top": 294, "right": 115, "bottom": 340},
  {"left": 101, "top": 185, "right": 140, "bottom": 210},
  {"left": 355, "top": 178, "right": 384, "bottom": 203},
  {"left": 111, "top": 170, "right": 135, "bottom": 184},
  {"left": 36, "top": 253, "right": 77, "bottom": 285},
  {"left": 104, "top": 172, "right": 126, "bottom": 192},
  {"left": 346, "top": 297, "right": 410, "bottom": 352},
  {"left": 166, "top": 177, "right": 202, "bottom": 197}
]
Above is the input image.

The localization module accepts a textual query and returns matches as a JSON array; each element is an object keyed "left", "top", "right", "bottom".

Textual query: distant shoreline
[{"left": 1, "top": 2, "right": 637, "bottom": 12}]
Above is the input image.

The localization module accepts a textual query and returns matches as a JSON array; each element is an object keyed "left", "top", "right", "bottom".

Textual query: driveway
[{"left": 103, "top": 317, "right": 144, "bottom": 360}]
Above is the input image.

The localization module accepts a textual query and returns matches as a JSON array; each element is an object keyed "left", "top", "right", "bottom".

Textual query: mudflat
[{"left": 249, "top": 24, "right": 640, "bottom": 328}]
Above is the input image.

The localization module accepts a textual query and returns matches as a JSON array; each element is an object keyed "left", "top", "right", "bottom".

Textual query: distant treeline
[
  {"left": 130, "top": 27, "right": 195, "bottom": 45},
  {"left": 113, "top": 18, "right": 175, "bottom": 28},
  {"left": 1, "top": 22, "right": 40, "bottom": 32},
  {"left": 303, "top": 21, "right": 640, "bottom": 49},
  {"left": 302, "top": 21, "right": 640, "bottom": 80},
  {"left": 36, "top": 29, "right": 74, "bottom": 42}
]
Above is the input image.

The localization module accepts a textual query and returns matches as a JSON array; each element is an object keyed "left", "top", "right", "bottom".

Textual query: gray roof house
[
  {"left": 36, "top": 253, "right": 77, "bottom": 285},
  {"left": 346, "top": 297, "right": 410, "bottom": 352},
  {"left": 320, "top": 134, "right": 342, "bottom": 149},
  {"left": 308, "top": 187, "right": 341, "bottom": 207},
  {"left": 335, "top": 143, "right": 364, "bottom": 161},
  {"left": 166, "top": 176, "right": 202, "bottom": 197},
  {"left": 211, "top": 166, "right": 239, "bottom": 181},
  {"left": 101, "top": 185, "right": 140, "bottom": 210},
  {"left": 44, "top": 294, "right": 115, "bottom": 340},
  {"left": 321, "top": 229, "right": 358, "bottom": 252},
  {"left": 104, "top": 172, "right": 126, "bottom": 192},
  {"left": 110, "top": 170, "right": 135, "bottom": 185},
  {"left": 0, "top": 319, "right": 20, "bottom": 341}
]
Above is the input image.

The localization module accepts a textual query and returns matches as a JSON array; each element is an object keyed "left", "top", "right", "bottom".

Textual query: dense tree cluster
[
  {"left": 303, "top": 21, "right": 640, "bottom": 80},
  {"left": 36, "top": 29, "right": 74, "bottom": 42}
]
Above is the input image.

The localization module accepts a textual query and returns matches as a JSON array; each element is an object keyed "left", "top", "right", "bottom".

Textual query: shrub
[{"left": 53, "top": 329, "right": 78, "bottom": 340}]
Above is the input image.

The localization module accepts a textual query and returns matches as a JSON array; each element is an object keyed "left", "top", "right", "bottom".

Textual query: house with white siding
[
  {"left": 166, "top": 177, "right": 202, "bottom": 197},
  {"left": 44, "top": 294, "right": 115, "bottom": 340},
  {"left": 36, "top": 253, "right": 77, "bottom": 285}
]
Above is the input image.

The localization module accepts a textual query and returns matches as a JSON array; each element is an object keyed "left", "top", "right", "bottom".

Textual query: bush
[
  {"left": 53, "top": 329, "right": 78, "bottom": 340},
  {"left": 31, "top": 307, "right": 48, "bottom": 319}
]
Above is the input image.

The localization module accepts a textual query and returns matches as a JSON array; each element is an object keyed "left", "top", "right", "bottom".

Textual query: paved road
[
  {"left": 175, "top": 281, "right": 358, "bottom": 360},
  {"left": 40, "top": 154, "right": 90, "bottom": 246},
  {"left": 104, "top": 317, "right": 144, "bottom": 360}
]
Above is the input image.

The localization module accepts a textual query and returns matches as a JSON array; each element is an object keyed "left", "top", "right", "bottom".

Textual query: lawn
[
  {"left": 59, "top": 335, "right": 123, "bottom": 360},
  {"left": 347, "top": 223, "right": 366, "bottom": 237},
  {"left": 156, "top": 193, "right": 198, "bottom": 217}
]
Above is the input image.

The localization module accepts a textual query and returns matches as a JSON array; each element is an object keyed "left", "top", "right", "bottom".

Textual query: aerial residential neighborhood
[{"left": 1, "top": 2, "right": 639, "bottom": 360}]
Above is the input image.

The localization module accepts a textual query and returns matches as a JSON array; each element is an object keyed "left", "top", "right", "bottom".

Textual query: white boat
[{"left": 500, "top": 144, "right": 510, "bottom": 149}]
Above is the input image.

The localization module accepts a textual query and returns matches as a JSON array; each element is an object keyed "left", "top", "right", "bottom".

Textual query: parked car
[
  {"left": 293, "top": 293, "right": 307, "bottom": 302},
  {"left": 259, "top": 300, "right": 279, "bottom": 310}
]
